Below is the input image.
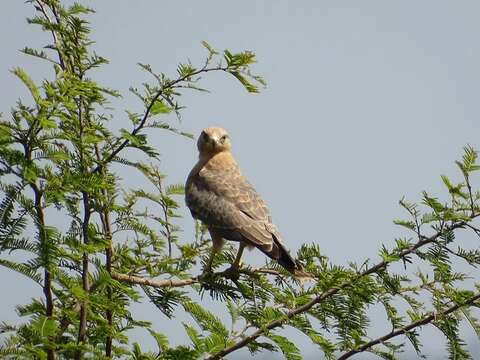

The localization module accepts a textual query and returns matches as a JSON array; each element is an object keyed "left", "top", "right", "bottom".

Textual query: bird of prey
[{"left": 185, "top": 126, "right": 306, "bottom": 276}]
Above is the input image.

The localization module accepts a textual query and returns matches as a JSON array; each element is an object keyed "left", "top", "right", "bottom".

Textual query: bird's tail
[
  {"left": 292, "top": 260, "right": 315, "bottom": 282},
  {"left": 267, "top": 237, "right": 315, "bottom": 282}
]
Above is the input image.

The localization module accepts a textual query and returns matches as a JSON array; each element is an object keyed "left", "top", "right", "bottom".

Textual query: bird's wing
[
  {"left": 186, "top": 163, "right": 274, "bottom": 248},
  {"left": 203, "top": 163, "right": 270, "bottom": 219}
]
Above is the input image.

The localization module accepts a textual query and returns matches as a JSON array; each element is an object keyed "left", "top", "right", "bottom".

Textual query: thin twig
[
  {"left": 464, "top": 223, "right": 480, "bottom": 238},
  {"left": 35, "top": 0, "right": 65, "bottom": 70},
  {"left": 156, "top": 174, "right": 173, "bottom": 257},
  {"left": 92, "top": 66, "right": 228, "bottom": 174},
  {"left": 337, "top": 292, "right": 480, "bottom": 359}
]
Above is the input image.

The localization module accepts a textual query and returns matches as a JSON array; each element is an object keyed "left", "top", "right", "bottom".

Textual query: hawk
[{"left": 185, "top": 127, "right": 305, "bottom": 276}]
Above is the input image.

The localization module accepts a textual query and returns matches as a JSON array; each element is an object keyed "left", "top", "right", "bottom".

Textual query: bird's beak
[{"left": 210, "top": 137, "right": 218, "bottom": 149}]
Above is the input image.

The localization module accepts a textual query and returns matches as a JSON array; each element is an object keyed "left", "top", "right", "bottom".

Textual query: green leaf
[
  {"left": 120, "top": 129, "right": 145, "bottom": 146},
  {"left": 150, "top": 99, "right": 172, "bottom": 115},
  {"left": 229, "top": 71, "right": 259, "bottom": 93},
  {"left": 11, "top": 67, "right": 41, "bottom": 105},
  {"left": 148, "top": 121, "right": 193, "bottom": 139},
  {"left": 165, "top": 184, "right": 184, "bottom": 196},
  {"left": 39, "top": 117, "right": 57, "bottom": 129},
  {"left": 148, "top": 329, "right": 170, "bottom": 352},
  {"left": 224, "top": 50, "right": 257, "bottom": 67},
  {"left": 182, "top": 301, "right": 229, "bottom": 339},
  {"left": 201, "top": 41, "right": 219, "bottom": 55},
  {"left": 393, "top": 219, "right": 416, "bottom": 230},
  {"left": 177, "top": 63, "right": 197, "bottom": 78},
  {"left": 422, "top": 192, "right": 445, "bottom": 213},
  {"left": 269, "top": 334, "right": 302, "bottom": 360},
  {"left": 183, "top": 323, "right": 204, "bottom": 351},
  {"left": 23, "top": 165, "right": 38, "bottom": 183},
  {"left": 0, "top": 259, "right": 42, "bottom": 284},
  {"left": 379, "top": 245, "right": 400, "bottom": 263}
]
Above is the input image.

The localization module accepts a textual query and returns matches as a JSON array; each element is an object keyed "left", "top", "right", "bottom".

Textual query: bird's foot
[
  {"left": 201, "top": 267, "right": 213, "bottom": 278},
  {"left": 222, "top": 264, "right": 241, "bottom": 280}
]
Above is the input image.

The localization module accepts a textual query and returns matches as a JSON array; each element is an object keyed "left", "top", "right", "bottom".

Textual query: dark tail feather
[
  {"left": 261, "top": 237, "right": 314, "bottom": 281},
  {"left": 292, "top": 260, "right": 314, "bottom": 282},
  {"left": 275, "top": 242, "right": 296, "bottom": 273}
]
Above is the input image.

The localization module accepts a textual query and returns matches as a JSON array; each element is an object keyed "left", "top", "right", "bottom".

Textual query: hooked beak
[{"left": 208, "top": 137, "right": 218, "bottom": 149}]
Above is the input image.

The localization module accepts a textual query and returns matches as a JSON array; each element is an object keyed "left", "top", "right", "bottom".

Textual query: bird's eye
[
  {"left": 219, "top": 135, "right": 228, "bottom": 144},
  {"left": 201, "top": 131, "right": 208, "bottom": 140}
]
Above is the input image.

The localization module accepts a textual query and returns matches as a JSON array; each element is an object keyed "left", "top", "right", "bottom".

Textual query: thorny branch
[{"left": 337, "top": 292, "right": 480, "bottom": 359}]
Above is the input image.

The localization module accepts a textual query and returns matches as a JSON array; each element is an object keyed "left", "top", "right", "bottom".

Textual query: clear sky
[{"left": 2, "top": 1, "right": 480, "bottom": 359}]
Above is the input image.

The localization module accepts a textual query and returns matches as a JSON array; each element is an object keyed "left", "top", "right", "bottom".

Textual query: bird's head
[{"left": 197, "top": 127, "right": 231, "bottom": 156}]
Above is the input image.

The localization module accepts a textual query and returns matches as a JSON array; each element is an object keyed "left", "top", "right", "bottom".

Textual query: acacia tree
[{"left": 1, "top": 1, "right": 480, "bottom": 359}]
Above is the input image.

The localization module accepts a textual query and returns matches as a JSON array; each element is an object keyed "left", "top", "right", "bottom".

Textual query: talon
[
  {"left": 202, "top": 266, "right": 213, "bottom": 275},
  {"left": 223, "top": 266, "right": 240, "bottom": 280}
]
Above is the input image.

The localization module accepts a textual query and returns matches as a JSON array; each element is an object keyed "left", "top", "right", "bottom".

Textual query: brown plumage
[{"left": 185, "top": 127, "right": 305, "bottom": 276}]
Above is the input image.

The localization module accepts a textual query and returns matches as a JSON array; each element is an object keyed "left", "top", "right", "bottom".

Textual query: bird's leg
[
  {"left": 204, "top": 246, "right": 218, "bottom": 273},
  {"left": 228, "top": 242, "right": 246, "bottom": 272},
  {"left": 204, "top": 230, "right": 224, "bottom": 273},
  {"left": 222, "top": 243, "right": 245, "bottom": 281}
]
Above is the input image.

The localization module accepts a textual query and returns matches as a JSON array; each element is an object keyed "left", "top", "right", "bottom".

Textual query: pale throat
[{"left": 199, "top": 149, "right": 237, "bottom": 168}]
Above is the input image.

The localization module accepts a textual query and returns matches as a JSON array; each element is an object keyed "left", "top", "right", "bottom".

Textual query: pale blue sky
[{"left": 2, "top": 1, "right": 480, "bottom": 359}]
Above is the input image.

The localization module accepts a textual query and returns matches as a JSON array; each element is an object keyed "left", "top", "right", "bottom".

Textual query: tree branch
[
  {"left": 31, "top": 182, "right": 55, "bottom": 360},
  {"left": 103, "top": 210, "right": 114, "bottom": 357},
  {"left": 75, "top": 191, "right": 90, "bottom": 359},
  {"left": 91, "top": 100, "right": 115, "bottom": 358},
  {"left": 111, "top": 266, "right": 282, "bottom": 289},
  {"left": 35, "top": 0, "right": 65, "bottom": 70},
  {"left": 338, "top": 292, "right": 480, "bottom": 359},
  {"left": 92, "top": 66, "right": 228, "bottom": 174},
  {"left": 111, "top": 272, "right": 199, "bottom": 288},
  {"left": 205, "top": 221, "right": 471, "bottom": 360}
]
